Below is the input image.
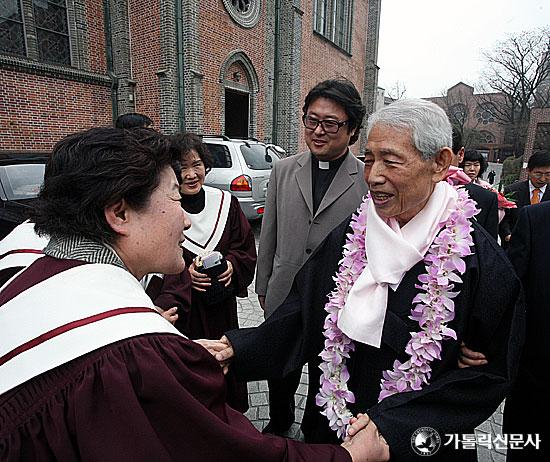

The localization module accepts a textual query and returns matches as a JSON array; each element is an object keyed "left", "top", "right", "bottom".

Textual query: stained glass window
[
  {"left": 33, "top": 0, "right": 70, "bottom": 64},
  {"left": 0, "top": 0, "right": 26, "bottom": 56}
]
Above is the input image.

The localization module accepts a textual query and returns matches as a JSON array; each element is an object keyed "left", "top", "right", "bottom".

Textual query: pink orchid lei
[{"left": 315, "top": 188, "right": 478, "bottom": 439}]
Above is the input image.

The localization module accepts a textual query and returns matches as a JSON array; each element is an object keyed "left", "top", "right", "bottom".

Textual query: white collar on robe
[
  {"left": 0, "top": 221, "right": 49, "bottom": 290},
  {"left": 182, "top": 185, "right": 231, "bottom": 256},
  {"left": 337, "top": 181, "right": 458, "bottom": 347},
  {"left": 0, "top": 263, "right": 183, "bottom": 395}
]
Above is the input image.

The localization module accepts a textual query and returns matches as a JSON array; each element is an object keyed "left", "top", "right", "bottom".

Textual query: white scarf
[{"left": 337, "top": 181, "right": 458, "bottom": 347}]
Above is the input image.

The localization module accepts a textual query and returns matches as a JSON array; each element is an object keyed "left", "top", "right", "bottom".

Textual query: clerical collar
[
  {"left": 181, "top": 187, "right": 206, "bottom": 214},
  {"left": 311, "top": 151, "right": 348, "bottom": 170}
]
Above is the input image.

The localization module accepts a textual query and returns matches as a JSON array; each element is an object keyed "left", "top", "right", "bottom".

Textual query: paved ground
[{"left": 239, "top": 221, "right": 506, "bottom": 460}]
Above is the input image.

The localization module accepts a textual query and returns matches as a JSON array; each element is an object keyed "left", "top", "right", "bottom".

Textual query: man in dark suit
[
  {"left": 500, "top": 151, "right": 550, "bottom": 245},
  {"left": 503, "top": 201, "right": 550, "bottom": 460},
  {"left": 451, "top": 130, "right": 499, "bottom": 239}
]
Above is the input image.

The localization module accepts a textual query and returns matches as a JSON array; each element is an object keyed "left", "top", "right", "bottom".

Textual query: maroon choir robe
[{"left": 0, "top": 257, "right": 349, "bottom": 462}]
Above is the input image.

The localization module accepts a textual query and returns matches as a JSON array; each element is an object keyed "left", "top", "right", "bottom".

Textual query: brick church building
[{"left": 1, "top": 0, "right": 382, "bottom": 157}]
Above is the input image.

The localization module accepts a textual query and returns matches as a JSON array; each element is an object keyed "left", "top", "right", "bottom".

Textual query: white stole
[
  {"left": 337, "top": 181, "right": 458, "bottom": 347},
  {"left": 0, "top": 221, "right": 49, "bottom": 289},
  {"left": 182, "top": 186, "right": 231, "bottom": 256},
  {"left": 0, "top": 264, "right": 183, "bottom": 395}
]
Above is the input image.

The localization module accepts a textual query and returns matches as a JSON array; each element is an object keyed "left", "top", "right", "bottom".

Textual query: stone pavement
[{"left": 238, "top": 221, "right": 506, "bottom": 460}]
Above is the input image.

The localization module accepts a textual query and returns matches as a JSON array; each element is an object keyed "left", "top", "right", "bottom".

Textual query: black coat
[
  {"left": 463, "top": 182, "right": 499, "bottom": 239},
  {"left": 500, "top": 180, "right": 550, "bottom": 242},
  {"left": 503, "top": 201, "right": 550, "bottom": 461},
  {"left": 227, "top": 216, "right": 525, "bottom": 461}
]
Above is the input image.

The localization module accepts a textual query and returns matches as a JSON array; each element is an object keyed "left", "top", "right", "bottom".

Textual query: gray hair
[{"left": 366, "top": 98, "right": 452, "bottom": 160}]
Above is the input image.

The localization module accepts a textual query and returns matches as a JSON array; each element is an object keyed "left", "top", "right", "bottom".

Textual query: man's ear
[
  {"left": 457, "top": 147, "right": 465, "bottom": 165},
  {"left": 104, "top": 199, "right": 131, "bottom": 236},
  {"left": 432, "top": 148, "right": 453, "bottom": 182}
]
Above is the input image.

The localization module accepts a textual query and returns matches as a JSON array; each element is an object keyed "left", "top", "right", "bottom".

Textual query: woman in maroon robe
[
  {"left": 0, "top": 128, "right": 380, "bottom": 462},
  {"left": 155, "top": 133, "right": 256, "bottom": 412}
]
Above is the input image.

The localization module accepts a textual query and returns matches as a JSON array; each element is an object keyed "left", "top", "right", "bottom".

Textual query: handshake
[
  {"left": 194, "top": 337, "right": 390, "bottom": 462},
  {"left": 194, "top": 336, "right": 234, "bottom": 375}
]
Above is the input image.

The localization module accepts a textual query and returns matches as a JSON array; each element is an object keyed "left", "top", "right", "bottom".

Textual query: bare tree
[
  {"left": 478, "top": 27, "right": 550, "bottom": 156},
  {"left": 386, "top": 80, "right": 407, "bottom": 101}
]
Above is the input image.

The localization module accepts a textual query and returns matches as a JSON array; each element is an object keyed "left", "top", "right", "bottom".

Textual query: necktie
[{"left": 531, "top": 188, "right": 541, "bottom": 205}]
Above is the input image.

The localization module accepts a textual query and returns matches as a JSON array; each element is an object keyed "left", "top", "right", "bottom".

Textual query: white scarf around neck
[{"left": 337, "top": 181, "right": 458, "bottom": 347}]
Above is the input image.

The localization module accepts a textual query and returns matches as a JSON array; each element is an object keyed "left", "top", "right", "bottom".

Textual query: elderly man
[
  {"left": 0, "top": 128, "right": 381, "bottom": 462},
  {"left": 221, "top": 99, "right": 524, "bottom": 460}
]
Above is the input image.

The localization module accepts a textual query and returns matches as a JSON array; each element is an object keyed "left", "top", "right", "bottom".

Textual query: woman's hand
[
  {"left": 188, "top": 260, "right": 211, "bottom": 292},
  {"left": 217, "top": 260, "right": 233, "bottom": 287}
]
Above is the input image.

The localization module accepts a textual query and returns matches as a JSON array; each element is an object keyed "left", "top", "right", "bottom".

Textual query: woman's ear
[
  {"left": 432, "top": 147, "right": 453, "bottom": 182},
  {"left": 104, "top": 199, "right": 130, "bottom": 236}
]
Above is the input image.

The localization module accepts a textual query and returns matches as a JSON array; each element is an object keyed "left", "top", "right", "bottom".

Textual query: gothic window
[
  {"left": 314, "top": 0, "right": 353, "bottom": 53},
  {"left": 0, "top": 0, "right": 71, "bottom": 65},
  {"left": 33, "top": 0, "right": 70, "bottom": 65},
  {"left": 479, "top": 130, "right": 496, "bottom": 144},
  {"left": 475, "top": 104, "right": 496, "bottom": 125},
  {"left": 0, "top": 0, "right": 26, "bottom": 56},
  {"left": 449, "top": 103, "right": 467, "bottom": 126},
  {"left": 222, "top": 0, "right": 260, "bottom": 28}
]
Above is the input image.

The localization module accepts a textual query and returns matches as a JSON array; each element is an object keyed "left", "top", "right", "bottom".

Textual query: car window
[
  {"left": 240, "top": 144, "right": 281, "bottom": 170},
  {"left": 0, "top": 164, "right": 45, "bottom": 200},
  {"left": 204, "top": 144, "right": 232, "bottom": 168}
]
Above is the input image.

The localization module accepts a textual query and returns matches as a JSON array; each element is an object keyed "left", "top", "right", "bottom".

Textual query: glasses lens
[
  {"left": 303, "top": 116, "right": 318, "bottom": 130},
  {"left": 322, "top": 121, "right": 339, "bottom": 133}
]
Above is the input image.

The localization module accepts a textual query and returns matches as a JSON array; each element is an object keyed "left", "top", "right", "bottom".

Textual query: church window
[{"left": 314, "top": 0, "right": 353, "bottom": 53}]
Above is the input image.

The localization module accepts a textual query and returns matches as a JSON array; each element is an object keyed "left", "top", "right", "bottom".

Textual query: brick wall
[
  {"left": 0, "top": 0, "right": 112, "bottom": 153},
  {"left": 0, "top": 69, "right": 111, "bottom": 151},
  {"left": 86, "top": 0, "right": 108, "bottom": 74},
  {"left": 129, "top": 0, "right": 162, "bottom": 127},
  {"left": 198, "top": 0, "right": 267, "bottom": 138}
]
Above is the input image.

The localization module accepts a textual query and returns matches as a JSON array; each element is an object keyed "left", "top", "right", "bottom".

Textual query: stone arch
[{"left": 219, "top": 50, "right": 259, "bottom": 138}]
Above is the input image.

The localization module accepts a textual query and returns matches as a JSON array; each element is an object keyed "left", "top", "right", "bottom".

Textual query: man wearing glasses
[
  {"left": 500, "top": 151, "right": 550, "bottom": 245},
  {"left": 256, "top": 79, "right": 368, "bottom": 437}
]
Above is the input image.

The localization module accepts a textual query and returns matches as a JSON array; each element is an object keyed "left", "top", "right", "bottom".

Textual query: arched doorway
[{"left": 220, "top": 51, "right": 259, "bottom": 138}]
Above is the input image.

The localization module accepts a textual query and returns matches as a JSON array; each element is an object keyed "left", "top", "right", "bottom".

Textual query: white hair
[{"left": 366, "top": 99, "right": 452, "bottom": 160}]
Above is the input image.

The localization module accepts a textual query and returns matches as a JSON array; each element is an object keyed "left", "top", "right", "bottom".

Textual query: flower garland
[{"left": 315, "top": 188, "right": 478, "bottom": 439}]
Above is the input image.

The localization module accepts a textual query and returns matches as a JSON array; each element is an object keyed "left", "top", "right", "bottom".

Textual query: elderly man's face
[{"left": 364, "top": 125, "right": 450, "bottom": 226}]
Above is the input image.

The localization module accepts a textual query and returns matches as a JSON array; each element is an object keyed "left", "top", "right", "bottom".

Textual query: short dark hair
[
  {"left": 168, "top": 132, "right": 214, "bottom": 175},
  {"left": 302, "top": 79, "right": 366, "bottom": 146},
  {"left": 31, "top": 128, "right": 172, "bottom": 243},
  {"left": 115, "top": 112, "right": 153, "bottom": 129},
  {"left": 527, "top": 151, "right": 550, "bottom": 170},
  {"left": 460, "top": 150, "right": 488, "bottom": 177},
  {"left": 452, "top": 128, "right": 463, "bottom": 155}
]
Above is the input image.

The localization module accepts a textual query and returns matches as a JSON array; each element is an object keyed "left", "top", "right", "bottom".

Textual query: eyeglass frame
[
  {"left": 529, "top": 171, "right": 550, "bottom": 179},
  {"left": 302, "top": 114, "right": 350, "bottom": 134}
]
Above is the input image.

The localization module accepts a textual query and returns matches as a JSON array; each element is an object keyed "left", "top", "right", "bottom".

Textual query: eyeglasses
[
  {"left": 302, "top": 115, "right": 349, "bottom": 134},
  {"left": 530, "top": 171, "right": 550, "bottom": 179}
]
